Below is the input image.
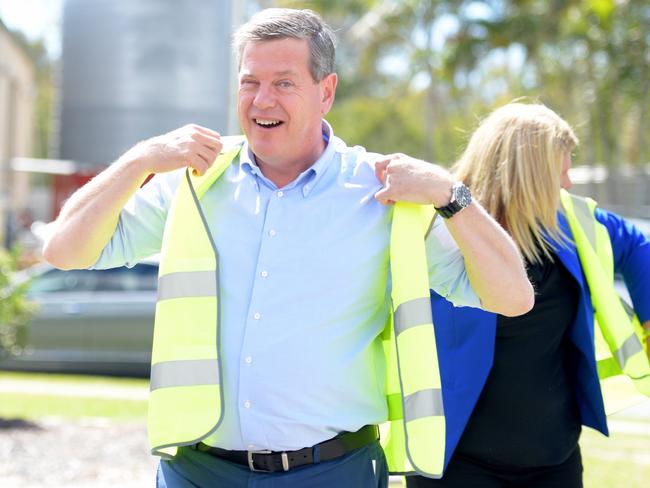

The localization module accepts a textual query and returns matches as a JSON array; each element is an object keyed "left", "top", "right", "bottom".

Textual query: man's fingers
[
  {"left": 374, "top": 187, "right": 388, "bottom": 204},
  {"left": 187, "top": 124, "right": 221, "bottom": 138},
  {"left": 375, "top": 155, "right": 401, "bottom": 204},
  {"left": 192, "top": 131, "right": 223, "bottom": 152},
  {"left": 374, "top": 187, "right": 395, "bottom": 206},
  {"left": 196, "top": 145, "right": 218, "bottom": 166},
  {"left": 188, "top": 154, "right": 209, "bottom": 176},
  {"left": 374, "top": 158, "right": 391, "bottom": 183},
  {"left": 374, "top": 153, "right": 405, "bottom": 181}
]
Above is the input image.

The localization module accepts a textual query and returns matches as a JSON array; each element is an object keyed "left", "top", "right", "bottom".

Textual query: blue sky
[{"left": 0, "top": 0, "right": 62, "bottom": 57}]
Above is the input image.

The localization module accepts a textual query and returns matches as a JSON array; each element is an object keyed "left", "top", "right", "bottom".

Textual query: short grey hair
[{"left": 233, "top": 8, "right": 336, "bottom": 82}]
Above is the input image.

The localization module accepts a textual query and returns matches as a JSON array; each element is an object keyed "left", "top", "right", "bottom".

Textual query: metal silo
[{"left": 59, "top": 0, "right": 234, "bottom": 165}]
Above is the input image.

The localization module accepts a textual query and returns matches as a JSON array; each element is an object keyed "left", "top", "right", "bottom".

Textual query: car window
[
  {"left": 29, "top": 269, "right": 100, "bottom": 293},
  {"left": 28, "top": 264, "right": 159, "bottom": 294},
  {"left": 94, "top": 264, "right": 159, "bottom": 292}
]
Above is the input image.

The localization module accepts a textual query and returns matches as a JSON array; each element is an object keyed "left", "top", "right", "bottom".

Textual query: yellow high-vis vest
[
  {"left": 381, "top": 203, "right": 446, "bottom": 478},
  {"left": 148, "top": 137, "right": 246, "bottom": 458},
  {"left": 147, "top": 137, "right": 447, "bottom": 477},
  {"left": 560, "top": 190, "right": 650, "bottom": 414}
]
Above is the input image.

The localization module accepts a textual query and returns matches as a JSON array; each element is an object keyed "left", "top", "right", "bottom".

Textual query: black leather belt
[{"left": 195, "top": 424, "right": 379, "bottom": 473}]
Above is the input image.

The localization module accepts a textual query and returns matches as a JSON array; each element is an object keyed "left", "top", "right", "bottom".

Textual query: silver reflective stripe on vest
[
  {"left": 570, "top": 195, "right": 596, "bottom": 249},
  {"left": 150, "top": 359, "right": 220, "bottom": 391},
  {"left": 158, "top": 271, "right": 216, "bottom": 301},
  {"left": 620, "top": 297, "right": 636, "bottom": 321},
  {"left": 404, "top": 388, "right": 444, "bottom": 421},
  {"left": 614, "top": 333, "right": 644, "bottom": 369},
  {"left": 394, "top": 297, "right": 433, "bottom": 336}
]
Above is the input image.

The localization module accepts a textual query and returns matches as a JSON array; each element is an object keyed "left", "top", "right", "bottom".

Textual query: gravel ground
[
  {"left": 0, "top": 417, "right": 157, "bottom": 488},
  {"left": 0, "top": 417, "right": 404, "bottom": 487},
  {"left": 2, "top": 401, "right": 648, "bottom": 487}
]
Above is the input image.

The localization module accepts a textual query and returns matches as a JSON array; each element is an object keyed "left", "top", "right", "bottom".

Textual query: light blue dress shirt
[{"left": 93, "top": 121, "right": 480, "bottom": 451}]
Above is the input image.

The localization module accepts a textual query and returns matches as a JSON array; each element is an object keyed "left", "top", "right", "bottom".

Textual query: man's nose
[{"left": 253, "top": 84, "right": 276, "bottom": 110}]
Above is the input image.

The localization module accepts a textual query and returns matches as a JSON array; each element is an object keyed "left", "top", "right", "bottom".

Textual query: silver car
[{"left": 0, "top": 259, "right": 158, "bottom": 376}]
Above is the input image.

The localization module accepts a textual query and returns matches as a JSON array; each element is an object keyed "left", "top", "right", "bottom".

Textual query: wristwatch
[{"left": 435, "top": 182, "right": 472, "bottom": 219}]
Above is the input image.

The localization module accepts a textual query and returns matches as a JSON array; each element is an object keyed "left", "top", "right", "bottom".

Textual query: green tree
[
  {"left": 0, "top": 247, "right": 34, "bottom": 359},
  {"left": 438, "top": 0, "right": 650, "bottom": 166}
]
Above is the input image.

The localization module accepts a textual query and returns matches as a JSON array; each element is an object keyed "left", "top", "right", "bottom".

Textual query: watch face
[
  {"left": 436, "top": 182, "right": 472, "bottom": 218},
  {"left": 455, "top": 184, "right": 472, "bottom": 208}
]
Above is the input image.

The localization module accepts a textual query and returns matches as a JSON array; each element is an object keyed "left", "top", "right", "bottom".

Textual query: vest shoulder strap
[
  {"left": 560, "top": 189, "right": 612, "bottom": 274},
  {"left": 560, "top": 190, "right": 598, "bottom": 248},
  {"left": 190, "top": 136, "right": 246, "bottom": 199}
]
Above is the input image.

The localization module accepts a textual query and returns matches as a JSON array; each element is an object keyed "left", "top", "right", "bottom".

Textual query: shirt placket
[{"left": 238, "top": 186, "right": 289, "bottom": 449}]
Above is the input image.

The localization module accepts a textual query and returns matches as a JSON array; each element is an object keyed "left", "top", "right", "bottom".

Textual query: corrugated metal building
[{"left": 59, "top": 0, "right": 235, "bottom": 165}]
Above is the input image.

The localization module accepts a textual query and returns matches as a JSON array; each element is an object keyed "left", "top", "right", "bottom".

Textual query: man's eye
[{"left": 277, "top": 81, "right": 293, "bottom": 88}]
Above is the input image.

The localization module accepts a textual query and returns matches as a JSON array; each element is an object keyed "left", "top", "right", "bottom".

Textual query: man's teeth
[{"left": 256, "top": 119, "right": 281, "bottom": 126}]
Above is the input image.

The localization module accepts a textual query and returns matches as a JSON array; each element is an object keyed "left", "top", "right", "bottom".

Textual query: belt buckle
[{"left": 247, "top": 450, "right": 290, "bottom": 472}]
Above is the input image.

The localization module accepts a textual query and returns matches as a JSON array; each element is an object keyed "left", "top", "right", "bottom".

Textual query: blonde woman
[{"left": 407, "top": 103, "right": 650, "bottom": 487}]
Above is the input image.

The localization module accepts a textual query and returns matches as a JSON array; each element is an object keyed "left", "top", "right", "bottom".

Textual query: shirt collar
[{"left": 240, "top": 120, "right": 337, "bottom": 198}]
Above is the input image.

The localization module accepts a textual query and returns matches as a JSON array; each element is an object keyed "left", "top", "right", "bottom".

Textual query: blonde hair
[{"left": 453, "top": 103, "right": 578, "bottom": 264}]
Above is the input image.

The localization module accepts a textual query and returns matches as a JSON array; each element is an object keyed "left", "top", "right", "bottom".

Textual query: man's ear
[{"left": 320, "top": 73, "right": 338, "bottom": 115}]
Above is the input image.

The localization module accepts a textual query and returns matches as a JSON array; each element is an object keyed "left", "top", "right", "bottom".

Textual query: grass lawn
[
  {"left": 0, "top": 370, "right": 148, "bottom": 388},
  {"left": 0, "top": 392, "right": 148, "bottom": 419},
  {"left": 0, "top": 371, "right": 148, "bottom": 420},
  {"left": 581, "top": 426, "right": 650, "bottom": 487}
]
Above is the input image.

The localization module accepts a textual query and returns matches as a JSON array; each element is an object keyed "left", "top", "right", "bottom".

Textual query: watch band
[{"left": 435, "top": 182, "right": 472, "bottom": 219}]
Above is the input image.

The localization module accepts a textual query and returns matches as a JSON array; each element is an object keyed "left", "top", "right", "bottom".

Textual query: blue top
[
  {"left": 93, "top": 121, "right": 480, "bottom": 451},
  {"left": 433, "top": 208, "right": 650, "bottom": 469}
]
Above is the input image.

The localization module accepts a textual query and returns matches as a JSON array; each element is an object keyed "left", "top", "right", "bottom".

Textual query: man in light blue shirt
[{"left": 44, "top": 8, "right": 533, "bottom": 488}]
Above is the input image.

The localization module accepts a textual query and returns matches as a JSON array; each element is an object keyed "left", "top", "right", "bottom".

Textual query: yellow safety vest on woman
[
  {"left": 560, "top": 190, "right": 650, "bottom": 414},
  {"left": 146, "top": 138, "right": 447, "bottom": 477}
]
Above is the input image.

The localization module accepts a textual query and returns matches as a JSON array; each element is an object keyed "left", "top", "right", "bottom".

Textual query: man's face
[{"left": 237, "top": 38, "right": 337, "bottom": 177}]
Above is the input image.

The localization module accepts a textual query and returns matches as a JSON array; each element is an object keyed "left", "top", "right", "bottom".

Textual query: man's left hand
[{"left": 374, "top": 153, "right": 455, "bottom": 207}]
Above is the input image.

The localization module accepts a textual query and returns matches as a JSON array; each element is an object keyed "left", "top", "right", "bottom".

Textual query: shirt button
[
  {"left": 245, "top": 356, "right": 252, "bottom": 364},
  {"left": 260, "top": 270, "right": 268, "bottom": 278},
  {"left": 269, "top": 229, "right": 277, "bottom": 237},
  {"left": 244, "top": 401, "right": 251, "bottom": 409},
  {"left": 277, "top": 190, "right": 284, "bottom": 198},
  {"left": 248, "top": 444, "right": 255, "bottom": 450},
  {"left": 253, "top": 312, "right": 261, "bottom": 320}
]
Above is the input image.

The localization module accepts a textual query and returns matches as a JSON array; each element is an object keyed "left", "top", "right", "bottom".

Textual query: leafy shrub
[{"left": 0, "top": 247, "right": 35, "bottom": 358}]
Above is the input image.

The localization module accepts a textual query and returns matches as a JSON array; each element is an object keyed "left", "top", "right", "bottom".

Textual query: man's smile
[{"left": 254, "top": 118, "right": 284, "bottom": 128}]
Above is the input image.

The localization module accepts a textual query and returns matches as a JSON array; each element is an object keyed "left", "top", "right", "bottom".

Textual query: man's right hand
[
  {"left": 43, "top": 124, "right": 222, "bottom": 270},
  {"left": 125, "top": 124, "right": 223, "bottom": 176}
]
